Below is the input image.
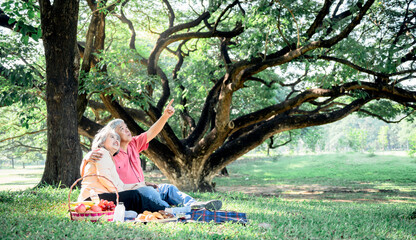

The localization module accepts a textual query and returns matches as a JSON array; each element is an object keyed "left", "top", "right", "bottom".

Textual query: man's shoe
[{"left": 190, "top": 200, "right": 222, "bottom": 211}]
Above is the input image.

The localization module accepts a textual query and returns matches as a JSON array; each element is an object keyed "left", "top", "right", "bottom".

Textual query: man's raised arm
[{"left": 146, "top": 99, "right": 175, "bottom": 143}]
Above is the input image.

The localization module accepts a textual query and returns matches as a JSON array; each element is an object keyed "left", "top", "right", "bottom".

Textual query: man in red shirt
[{"left": 90, "top": 100, "right": 222, "bottom": 211}]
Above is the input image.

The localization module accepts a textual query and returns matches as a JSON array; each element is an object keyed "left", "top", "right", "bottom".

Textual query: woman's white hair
[{"left": 91, "top": 127, "right": 120, "bottom": 150}]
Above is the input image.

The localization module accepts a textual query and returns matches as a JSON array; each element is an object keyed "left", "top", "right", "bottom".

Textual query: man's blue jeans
[{"left": 136, "top": 184, "right": 195, "bottom": 208}]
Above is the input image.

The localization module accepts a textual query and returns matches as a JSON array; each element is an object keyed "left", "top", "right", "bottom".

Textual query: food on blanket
[
  {"left": 145, "top": 214, "right": 157, "bottom": 221},
  {"left": 74, "top": 203, "right": 87, "bottom": 213},
  {"left": 135, "top": 210, "right": 175, "bottom": 222},
  {"left": 137, "top": 214, "right": 146, "bottom": 221},
  {"left": 152, "top": 212, "right": 164, "bottom": 219},
  {"left": 158, "top": 210, "right": 175, "bottom": 219},
  {"left": 90, "top": 204, "right": 102, "bottom": 212}
]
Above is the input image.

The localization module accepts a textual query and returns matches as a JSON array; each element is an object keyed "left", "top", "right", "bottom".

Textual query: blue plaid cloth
[{"left": 190, "top": 209, "right": 248, "bottom": 224}]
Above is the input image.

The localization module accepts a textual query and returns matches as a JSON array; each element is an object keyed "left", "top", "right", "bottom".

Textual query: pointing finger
[{"left": 166, "top": 99, "right": 174, "bottom": 108}]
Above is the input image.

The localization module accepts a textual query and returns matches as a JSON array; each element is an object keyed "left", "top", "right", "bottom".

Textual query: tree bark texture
[{"left": 39, "top": 0, "right": 81, "bottom": 187}]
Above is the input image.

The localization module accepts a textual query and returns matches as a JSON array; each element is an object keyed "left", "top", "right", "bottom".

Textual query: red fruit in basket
[
  {"left": 74, "top": 203, "right": 87, "bottom": 213},
  {"left": 90, "top": 204, "right": 102, "bottom": 212},
  {"left": 98, "top": 199, "right": 106, "bottom": 208}
]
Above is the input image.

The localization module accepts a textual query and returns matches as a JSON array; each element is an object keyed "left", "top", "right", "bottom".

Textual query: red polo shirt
[{"left": 113, "top": 133, "right": 148, "bottom": 184}]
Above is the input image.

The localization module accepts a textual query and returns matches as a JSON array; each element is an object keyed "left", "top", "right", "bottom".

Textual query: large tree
[
  {"left": 0, "top": 0, "right": 82, "bottom": 186},
  {"left": 38, "top": 0, "right": 81, "bottom": 186},
  {"left": 2, "top": 0, "right": 416, "bottom": 191}
]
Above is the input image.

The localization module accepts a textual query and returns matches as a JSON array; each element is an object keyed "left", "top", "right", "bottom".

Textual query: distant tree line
[{"left": 259, "top": 114, "right": 416, "bottom": 155}]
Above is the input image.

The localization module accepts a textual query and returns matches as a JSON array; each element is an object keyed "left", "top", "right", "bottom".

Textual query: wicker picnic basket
[{"left": 68, "top": 174, "right": 119, "bottom": 222}]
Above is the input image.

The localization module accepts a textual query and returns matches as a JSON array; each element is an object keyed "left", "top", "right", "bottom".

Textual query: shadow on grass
[{"left": 216, "top": 185, "right": 416, "bottom": 204}]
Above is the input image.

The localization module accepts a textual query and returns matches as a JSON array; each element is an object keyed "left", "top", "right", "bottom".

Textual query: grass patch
[
  {"left": 0, "top": 166, "right": 44, "bottom": 190},
  {"left": 215, "top": 153, "right": 416, "bottom": 186},
  {"left": 1, "top": 187, "right": 416, "bottom": 239}
]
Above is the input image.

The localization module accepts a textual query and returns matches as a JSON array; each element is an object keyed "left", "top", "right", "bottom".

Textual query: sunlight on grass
[
  {"left": 286, "top": 161, "right": 311, "bottom": 169},
  {"left": 0, "top": 166, "right": 44, "bottom": 191}
]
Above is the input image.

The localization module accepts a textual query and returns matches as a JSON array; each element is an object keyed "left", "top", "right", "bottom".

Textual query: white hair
[
  {"left": 91, "top": 127, "right": 120, "bottom": 150},
  {"left": 107, "top": 119, "right": 125, "bottom": 130}
]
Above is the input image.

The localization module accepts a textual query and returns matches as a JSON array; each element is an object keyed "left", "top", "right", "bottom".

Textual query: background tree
[
  {"left": 346, "top": 127, "right": 368, "bottom": 152},
  {"left": 300, "top": 127, "right": 324, "bottom": 153},
  {"left": 1, "top": 0, "right": 416, "bottom": 191},
  {"left": 377, "top": 126, "right": 389, "bottom": 151}
]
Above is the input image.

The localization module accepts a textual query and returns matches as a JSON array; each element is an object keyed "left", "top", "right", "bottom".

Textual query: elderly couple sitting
[{"left": 77, "top": 101, "right": 221, "bottom": 215}]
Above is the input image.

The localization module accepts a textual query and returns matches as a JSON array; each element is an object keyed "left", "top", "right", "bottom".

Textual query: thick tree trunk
[
  {"left": 39, "top": 0, "right": 81, "bottom": 187},
  {"left": 145, "top": 153, "right": 218, "bottom": 192},
  {"left": 140, "top": 156, "right": 147, "bottom": 171},
  {"left": 163, "top": 165, "right": 217, "bottom": 192}
]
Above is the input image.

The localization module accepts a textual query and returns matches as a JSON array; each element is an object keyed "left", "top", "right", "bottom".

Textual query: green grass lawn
[
  {"left": 0, "top": 165, "right": 44, "bottom": 191},
  {"left": 1, "top": 152, "right": 416, "bottom": 239},
  {"left": 216, "top": 152, "right": 416, "bottom": 187},
  {"left": 214, "top": 152, "right": 416, "bottom": 203}
]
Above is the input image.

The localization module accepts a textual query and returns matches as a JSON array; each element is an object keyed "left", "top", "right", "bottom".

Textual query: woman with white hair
[{"left": 78, "top": 127, "right": 166, "bottom": 213}]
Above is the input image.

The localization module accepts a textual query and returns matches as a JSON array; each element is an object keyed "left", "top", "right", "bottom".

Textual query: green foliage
[
  {"left": 0, "top": 29, "right": 44, "bottom": 107},
  {"left": 408, "top": 131, "right": 416, "bottom": 158},
  {"left": 358, "top": 100, "right": 405, "bottom": 120},
  {"left": 80, "top": 47, "right": 155, "bottom": 109},
  {"left": 0, "top": 65, "right": 38, "bottom": 106},
  {"left": 344, "top": 127, "right": 368, "bottom": 152},
  {"left": 0, "top": 102, "right": 46, "bottom": 167},
  {"left": 1, "top": 0, "right": 41, "bottom": 42},
  {"left": 377, "top": 126, "right": 389, "bottom": 151},
  {"left": 300, "top": 127, "right": 324, "bottom": 152}
]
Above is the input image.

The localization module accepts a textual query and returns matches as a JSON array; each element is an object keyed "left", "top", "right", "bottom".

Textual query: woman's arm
[
  {"left": 95, "top": 149, "right": 145, "bottom": 192},
  {"left": 94, "top": 149, "right": 125, "bottom": 192}
]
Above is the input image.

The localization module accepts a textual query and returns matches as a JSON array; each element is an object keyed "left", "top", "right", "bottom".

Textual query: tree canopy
[{"left": 1, "top": 0, "right": 415, "bottom": 191}]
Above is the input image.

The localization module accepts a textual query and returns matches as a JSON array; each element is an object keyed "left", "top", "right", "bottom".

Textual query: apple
[
  {"left": 90, "top": 204, "right": 102, "bottom": 212},
  {"left": 74, "top": 203, "right": 87, "bottom": 213}
]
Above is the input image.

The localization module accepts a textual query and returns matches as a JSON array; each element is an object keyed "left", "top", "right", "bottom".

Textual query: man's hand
[
  {"left": 145, "top": 182, "right": 158, "bottom": 189},
  {"left": 163, "top": 99, "right": 175, "bottom": 118},
  {"left": 85, "top": 149, "right": 103, "bottom": 163}
]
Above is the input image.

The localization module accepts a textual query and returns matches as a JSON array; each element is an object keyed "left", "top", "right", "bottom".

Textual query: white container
[
  {"left": 165, "top": 206, "right": 191, "bottom": 215},
  {"left": 89, "top": 189, "right": 100, "bottom": 205},
  {"left": 124, "top": 210, "right": 138, "bottom": 220},
  {"left": 113, "top": 202, "right": 125, "bottom": 222}
]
